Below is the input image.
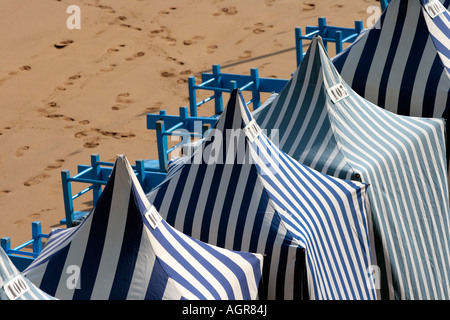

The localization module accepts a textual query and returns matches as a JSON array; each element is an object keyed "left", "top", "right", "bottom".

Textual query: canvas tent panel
[
  {"left": 0, "top": 247, "right": 56, "bottom": 300},
  {"left": 254, "top": 34, "right": 450, "bottom": 299},
  {"left": 149, "top": 89, "right": 376, "bottom": 300},
  {"left": 23, "top": 156, "right": 263, "bottom": 300},
  {"left": 332, "top": 0, "right": 450, "bottom": 118}
]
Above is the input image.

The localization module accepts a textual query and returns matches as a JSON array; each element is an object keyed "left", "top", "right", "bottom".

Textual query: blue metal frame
[
  {"left": 295, "top": 17, "right": 363, "bottom": 66},
  {"left": 380, "top": 0, "right": 390, "bottom": 12},
  {"left": 148, "top": 66, "right": 289, "bottom": 170},
  {"left": 189, "top": 65, "right": 287, "bottom": 116},
  {"left": 147, "top": 107, "right": 218, "bottom": 171},
  {"left": 60, "top": 154, "right": 166, "bottom": 227},
  {"left": 1, "top": 221, "right": 48, "bottom": 272}
]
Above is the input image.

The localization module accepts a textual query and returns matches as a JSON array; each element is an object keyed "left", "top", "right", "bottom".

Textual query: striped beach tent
[
  {"left": 148, "top": 89, "right": 377, "bottom": 300},
  {"left": 0, "top": 247, "right": 56, "bottom": 300},
  {"left": 332, "top": 0, "right": 450, "bottom": 136},
  {"left": 253, "top": 35, "right": 450, "bottom": 300},
  {"left": 22, "top": 155, "right": 263, "bottom": 300}
]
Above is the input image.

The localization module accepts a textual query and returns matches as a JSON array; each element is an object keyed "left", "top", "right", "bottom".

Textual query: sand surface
[{"left": 0, "top": 0, "right": 379, "bottom": 248}]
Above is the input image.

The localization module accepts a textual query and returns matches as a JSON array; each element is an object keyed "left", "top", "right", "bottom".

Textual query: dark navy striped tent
[
  {"left": 332, "top": 0, "right": 450, "bottom": 131},
  {"left": 0, "top": 247, "right": 56, "bottom": 300},
  {"left": 148, "top": 89, "right": 377, "bottom": 300},
  {"left": 253, "top": 35, "right": 450, "bottom": 300},
  {"left": 23, "top": 155, "right": 263, "bottom": 300}
]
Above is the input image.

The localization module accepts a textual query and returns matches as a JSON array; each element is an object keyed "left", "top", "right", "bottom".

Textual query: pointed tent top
[
  {"left": 0, "top": 247, "right": 56, "bottom": 300},
  {"left": 24, "top": 154, "right": 263, "bottom": 300},
  {"left": 253, "top": 35, "right": 358, "bottom": 180}
]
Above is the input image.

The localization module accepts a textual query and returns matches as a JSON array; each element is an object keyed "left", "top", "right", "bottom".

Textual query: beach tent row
[
  {"left": 252, "top": 35, "right": 450, "bottom": 299},
  {"left": 23, "top": 155, "right": 263, "bottom": 300},
  {"left": 148, "top": 89, "right": 377, "bottom": 300}
]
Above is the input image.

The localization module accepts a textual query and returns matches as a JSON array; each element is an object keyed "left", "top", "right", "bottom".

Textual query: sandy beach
[{"left": 0, "top": 0, "right": 379, "bottom": 248}]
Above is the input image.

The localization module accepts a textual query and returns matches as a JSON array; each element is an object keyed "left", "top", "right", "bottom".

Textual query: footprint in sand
[
  {"left": 64, "top": 74, "right": 82, "bottom": 86},
  {"left": 54, "top": 39, "right": 74, "bottom": 49},
  {"left": 15, "top": 146, "right": 30, "bottom": 157},
  {"left": 98, "top": 130, "right": 136, "bottom": 139},
  {"left": 19, "top": 65, "right": 31, "bottom": 71},
  {"left": 112, "top": 93, "right": 134, "bottom": 110},
  {"left": 47, "top": 101, "right": 60, "bottom": 109},
  {"left": 239, "top": 50, "right": 252, "bottom": 60},
  {"left": 302, "top": 2, "right": 316, "bottom": 11},
  {"left": 207, "top": 44, "right": 218, "bottom": 54},
  {"left": 14, "top": 213, "right": 41, "bottom": 227},
  {"left": 125, "top": 52, "right": 145, "bottom": 61},
  {"left": 83, "top": 138, "right": 100, "bottom": 149},
  {"left": 24, "top": 173, "right": 50, "bottom": 187},
  {"left": 161, "top": 71, "right": 175, "bottom": 78},
  {"left": 0, "top": 189, "right": 12, "bottom": 194},
  {"left": 213, "top": 7, "right": 238, "bottom": 16},
  {"left": 166, "top": 56, "right": 185, "bottom": 65},
  {"left": 100, "top": 64, "right": 117, "bottom": 72},
  {"left": 116, "top": 92, "right": 134, "bottom": 104},
  {"left": 45, "top": 159, "right": 65, "bottom": 171},
  {"left": 45, "top": 114, "right": 75, "bottom": 122},
  {"left": 244, "top": 22, "right": 274, "bottom": 34}
]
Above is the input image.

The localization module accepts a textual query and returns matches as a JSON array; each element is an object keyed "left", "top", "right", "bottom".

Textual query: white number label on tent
[
  {"left": 425, "top": 0, "right": 446, "bottom": 19},
  {"left": 327, "top": 83, "right": 350, "bottom": 104},
  {"left": 145, "top": 205, "right": 162, "bottom": 229},
  {"left": 243, "top": 119, "right": 262, "bottom": 143},
  {"left": 2, "top": 275, "right": 30, "bottom": 300}
]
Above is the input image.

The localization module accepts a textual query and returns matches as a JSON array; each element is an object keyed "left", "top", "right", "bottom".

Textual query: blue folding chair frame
[
  {"left": 380, "top": 0, "right": 390, "bottom": 12},
  {"left": 295, "top": 17, "right": 363, "bottom": 65},
  {"left": 60, "top": 154, "right": 166, "bottom": 227},
  {"left": 189, "top": 65, "right": 287, "bottom": 117},
  {"left": 1, "top": 221, "right": 48, "bottom": 271}
]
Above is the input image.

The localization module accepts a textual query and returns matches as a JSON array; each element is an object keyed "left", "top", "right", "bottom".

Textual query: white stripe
[{"left": 90, "top": 159, "right": 131, "bottom": 299}]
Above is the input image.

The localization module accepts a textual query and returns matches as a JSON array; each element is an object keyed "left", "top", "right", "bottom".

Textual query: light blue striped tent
[
  {"left": 253, "top": 35, "right": 450, "bottom": 300},
  {"left": 22, "top": 155, "right": 263, "bottom": 300},
  {"left": 148, "top": 89, "right": 377, "bottom": 300},
  {"left": 332, "top": 0, "right": 450, "bottom": 140},
  {"left": 0, "top": 247, "right": 56, "bottom": 300}
]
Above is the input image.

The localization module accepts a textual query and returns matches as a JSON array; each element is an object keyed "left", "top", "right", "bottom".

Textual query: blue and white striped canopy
[
  {"left": 23, "top": 155, "right": 263, "bottom": 300},
  {"left": 332, "top": 0, "right": 450, "bottom": 120},
  {"left": 148, "top": 89, "right": 377, "bottom": 300},
  {"left": 253, "top": 35, "right": 450, "bottom": 300},
  {"left": 0, "top": 247, "right": 56, "bottom": 300}
]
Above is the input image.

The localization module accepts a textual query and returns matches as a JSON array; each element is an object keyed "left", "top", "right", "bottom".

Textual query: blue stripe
[
  {"left": 163, "top": 221, "right": 257, "bottom": 300},
  {"left": 165, "top": 165, "right": 190, "bottom": 226},
  {"left": 109, "top": 189, "right": 144, "bottom": 300},
  {"left": 423, "top": 55, "right": 445, "bottom": 117},
  {"left": 233, "top": 165, "right": 259, "bottom": 251},
  {"left": 217, "top": 164, "right": 244, "bottom": 248},
  {"left": 183, "top": 164, "right": 207, "bottom": 235},
  {"left": 248, "top": 194, "right": 270, "bottom": 253},
  {"left": 397, "top": 7, "right": 429, "bottom": 115},
  {"left": 39, "top": 243, "right": 71, "bottom": 297},
  {"left": 200, "top": 164, "right": 225, "bottom": 243},
  {"left": 72, "top": 166, "right": 116, "bottom": 300},
  {"left": 351, "top": 15, "right": 385, "bottom": 98},
  {"left": 152, "top": 223, "right": 231, "bottom": 299},
  {"left": 378, "top": 0, "right": 408, "bottom": 109},
  {"left": 145, "top": 260, "right": 171, "bottom": 300}
]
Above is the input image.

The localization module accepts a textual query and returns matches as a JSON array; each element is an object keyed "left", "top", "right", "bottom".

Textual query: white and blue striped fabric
[
  {"left": 253, "top": 35, "right": 450, "bottom": 300},
  {"left": 0, "top": 247, "right": 56, "bottom": 300},
  {"left": 148, "top": 89, "right": 377, "bottom": 300},
  {"left": 22, "top": 155, "right": 263, "bottom": 300},
  {"left": 332, "top": 0, "right": 450, "bottom": 124}
]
